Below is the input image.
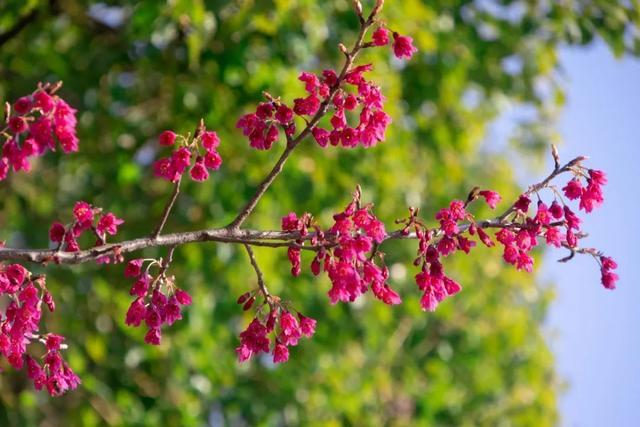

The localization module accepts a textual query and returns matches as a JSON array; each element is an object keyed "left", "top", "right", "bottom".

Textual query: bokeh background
[{"left": 0, "top": 1, "right": 638, "bottom": 426}]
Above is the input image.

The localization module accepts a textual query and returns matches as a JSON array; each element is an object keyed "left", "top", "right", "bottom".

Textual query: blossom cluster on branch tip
[
  {"left": 235, "top": 293, "right": 316, "bottom": 364},
  {"left": 370, "top": 27, "right": 418, "bottom": 60},
  {"left": 236, "top": 27, "right": 417, "bottom": 151},
  {"left": 0, "top": 263, "right": 79, "bottom": 396},
  {"left": 282, "top": 187, "right": 401, "bottom": 306},
  {"left": 153, "top": 126, "right": 222, "bottom": 183},
  {"left": 123, "top": 258, "right": 192, "bottom": 345},
  {"left": 270, "top": 158, "right": 617, "bottom": 323},
  {"left": 48, "top": 201, "right": 124, "bottom": 263},
  {"left": 1, "top": 82, "right": 78, "bottom": 180}
]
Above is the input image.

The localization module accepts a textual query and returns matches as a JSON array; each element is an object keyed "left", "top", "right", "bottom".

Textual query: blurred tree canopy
[{"left": 0, "top": 0, "right": 638, "bottom": 425}]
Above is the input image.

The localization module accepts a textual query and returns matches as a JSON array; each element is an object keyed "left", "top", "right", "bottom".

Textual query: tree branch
[
  {"left": 226, "top": 14, "right": 376, "bottom": 230},
  {"left": 0, "top": 151, "right": 585, "bottom": 266},
  {"left": 151, "top": 176, "right": 182, "bottom": 238}
]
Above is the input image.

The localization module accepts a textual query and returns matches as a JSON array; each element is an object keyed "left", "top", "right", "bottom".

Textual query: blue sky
[{"left": 545, "top": 43, "right": 640, "bottom": 426}]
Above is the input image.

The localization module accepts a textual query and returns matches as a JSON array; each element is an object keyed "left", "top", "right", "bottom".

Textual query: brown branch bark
[
  {"left": 0, "top": 153, "right": 583, "bottom": 266},
  {"left": 0, "top": 218, "right": 569, "bottom": 266}
]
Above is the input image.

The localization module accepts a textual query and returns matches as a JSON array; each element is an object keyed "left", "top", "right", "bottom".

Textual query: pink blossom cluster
[
  {"left": 562, "top": 169, "right": 606, "bottom": 213},
  {"left": 599, "top": 256, "right": 619, "bottom": 290},
  {"left": 402, "top": 192, "right": 498, "bottom": 311},
  {"left": 282, "top": 189, "right": 401, "bottom": 306},
  {"left": 281, "top": 211, "right": 312, "bottom": 277},
  {"left": 411, "top": 199, "right": 478, "bottom": 312},
  {"left": 413, "top": 165, "right": 617, "bottom": 307},
  {"left": 237, "top": 30, "right": 417, "bottom": 151},
  {"left": 236, "top": 102, "right": 295, "bottom": 150},
  {"left": 0, "top": 263, "right": 79, "bottom": 396},
  {"left": 48, "top": 201, "right": 124, "bottom": 257},
  {"left": 310, "top": 65, "right": 392, "bottom": 149},
  {"left": 123, "top": 258, "right": 193, "bottom": 345},
  {"left": 235, "top": 300, "right": 316, "bottom": 364},
  {"left": 493, "top": 196, "right": 560, "bottom": 273},
  {"left": 487, "top": 168, "right": 616, "bottom": 290},
  {"left": 370, "top": 28, "right": 418, "bottom": 60},
  {"left": 1, "top": 83, "right": 78, "bottom": 180},
  {"left": 26, "top": 334, "right": 80, "bottom": 396},
  {"left": 153, "top": 127, "right": 222, "bottom": 182}
]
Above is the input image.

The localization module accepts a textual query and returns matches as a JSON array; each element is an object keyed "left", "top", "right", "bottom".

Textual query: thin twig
[
  {"left": 243, "top": 244, "right": 271, "bottom": 302},
  {"left": 495, "top": 155, "right": 586, "bottom": 223},
  {"left": 152, "top": 176, "right": 182, "bottom": 238}
]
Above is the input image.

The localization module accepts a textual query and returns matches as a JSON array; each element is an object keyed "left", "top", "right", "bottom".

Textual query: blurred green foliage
[{"left": 0, "top": 0, "right": 638, "bottom": 425}]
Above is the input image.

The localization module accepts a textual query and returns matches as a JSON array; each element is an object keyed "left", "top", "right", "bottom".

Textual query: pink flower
[
  {"left": 125, "top": 259, "right": 143, "bottom": 277},
  {"left": 125, "top": 298, "right": 146, "bottom": 326},
  {"left": 73, "top": 201, "right": 94, "bottom": 227},
  {"left": 256, "top": 102, "right": 274, "bottom": 119},
  {"left": 275, "top": 105, "right": 294, "bottom": 124},
  {"left": 392, "top": 33, "right": 417, "bottom": 59},
  {"left": 200, "top": 131, "right": 220, "bottom": 151},
  {"left": 288, "top": 247, "right": 302, "bottom": 276},
  {"left": 298, "top": 72, "right": 320, "bottom": 93},
  {"left": 164, "top": 297, "right": 183, "bottom": 325},
  {"left": 237, "top": 319, "right": 271, "bottom": 362},
  {"left": 514, "top": 194, "right": 531, "bottom": 213},
  {"left": 8, "top": 116, "right": 27, "bottom": 134},
  {"left": 45, "top": 334, "right": 65, "bottom": 351},
  {"left": 34, "top": 91, "right": 55, "bottom": 112},
  {"left": 563, "top": 206, "right": 581, "bottom": 230},
  {"left": 544, "top": 227, "right": 563, "bottom": 247},
  {"left": 549, "top": 201, "right": 564, "bottom": 219},
  {"left": 49, "top": 222, "right": 66, "bottom": 243},
  {"left": 0, "top": 158, "right": 8, "bottom": 180},
  {"left": 174, "top": 289, "right": 192, "bottom": 305},
  {"left": 478, "top": 190, "right": 501, "bottom": 209},
  {"left": 420, "top": 291, "right": 438, "bottom": 312},
  {"left": 204, "top": 151, "right": 222, "bottom": 170},
  {"left": 298, "top": 314, "right": 317, "bottom": 337},
  {"left": 311, "top": 127, "right": 329, "bottom": 148},
  {"left": 13, "top": 96, "right": 32, "bottom": 114},
  {"left": 601, "top": 269, "right": 619, "bottom": 290},
  {"left": 144, "top": 328, "right": 162, "bottom": 345},
  {"left": 476, "top": 227, "right": 494, "bottom": 247},
  {"left": 96, "top": 212, "right": 124, "bottom": 236},
  {"left": 281, "top": 212, "right": 300, "bottom": 231},
  {"left": 534, "top": 202, "right": 552, "bottom": 225},
  {"left": 190, "top": 158, "right": 209, "bottom": 182},
  {"left": 170, "top": 147, "right": 192, "bottom": 175},
  {"left": 293, "top": 94, "right": 320, "bottom": 116},
  {"left": 456, "top": 235, "right": 476, "bottom": 254},
  {"left": 601, "top": 256, "right": 618, "bottom": 270},
  {"left": 280, "top": 311, "right": 300, "bottom": 337},
  {"left": 273, "top": 343, "right": 289, "bottom": 363},
  {"left": 599, "top": 255, "right": 618, "bottom": 290},
  {"left": 159, "top": 130, "right": 176, "bottom": 146},
  {"left": 579, "top": 182, "right": 604, "bottom": 213},
  {"left": 130, "top": 274, "right": 150, "bottom": 298},
  {"left": 589, "top": 169, "right": 607, "bottom": 186},
  {"left": 372, "top": 27, "right": 389, "bottom": 46},
  {"left": 236, "top": 113, "right": 260, "bottom": 136},
  {"left": 563, "top": 179, "right": 583, "bottom": 200}
]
